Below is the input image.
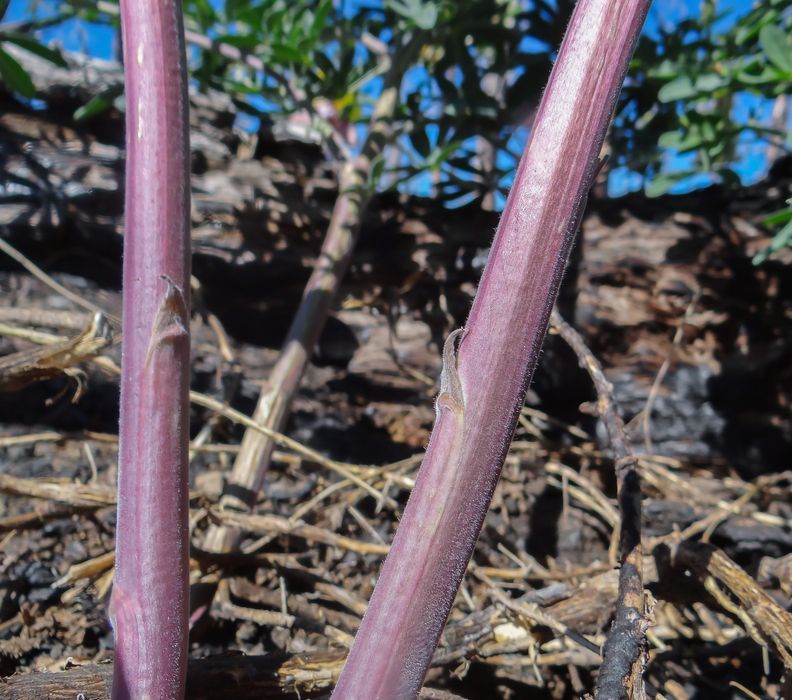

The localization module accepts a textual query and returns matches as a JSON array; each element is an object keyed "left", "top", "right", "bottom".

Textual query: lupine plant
[
  {"left": 103, "top": 0, "right": 654, "bottom": 696},
  {"left": 331, "top": 0, "right": 652, "bottom": 696},
  {"left": 109, "top": 1, "right": 192, "bottom": 699}
]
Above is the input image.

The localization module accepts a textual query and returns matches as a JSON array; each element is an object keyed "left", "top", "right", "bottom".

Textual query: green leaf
[
  {"left": 310, "top": 0, "right": 333, "bottom": 40},
  {"left": 754, "top": 217, "right": 792, "bottom": 264},
  {"left": 265, "top": 9, "right": 288, "bottom": 36},
  {"left": 761, "top": 204, "right": 792, "bottom": 226},
  {"left": 735, "top": 8, "right": 778, "bottom": 44},
  {"left": 0, "top": 32, "right": 68, "bottom": 67},
  {"left": 700, "top": 119, "right": 717, "bottom": 143},
  {"left": 415, "top": 5, "right": 439, "bottom": 30},
  {"left": 212, "top": 33, "right": 260, "bottom": 50},
  {"left": 736, "top": 64, "right": 786, "bottom": 84},
  {"left": 0, "top": 45, "right": 35, "bottom": 98},
  {"left": 73, "top": 84, "right": 125, "bottom": 121},
  {"left": 760, "top": 24, "right": 792, "bottom": 75},
  {"left": 185, "top": 0, "right": 219, "bottom": 27},
  {"left": 385, "top": 0, "right": 438, "bottom": 30},
  {"left": 695, "top": 73, "right": 729, "bottom": 92},
  {"left": 221, "top": 78, "right": 263, "bottom": 95},
  {"left": 658, "top": 129, "right": 703, "bottom": 152},
  {"left": 658, "top": 75, "right": 698, "bottom": 102},
  {"left": 646, "top": 59, "right": 681, "bottom": 80},
  {"left": 426, "top": 141, "right": 461, "bottom": 170},
  {"left": 760, "top": 199, "right": 792, "bottom": 226},
  {"left": 645, "top": 170, "right": 696, "bottom": 198},
  {"left": 271, "top": 42, "right": 305, "bottom": 65}
]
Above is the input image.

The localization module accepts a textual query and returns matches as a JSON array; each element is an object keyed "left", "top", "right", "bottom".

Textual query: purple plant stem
[
  {"left": 331, "top": 0, "right": 651, "bottom": 697},
  {"left": 110, "top": 1, "right": 192, "bottom": 699}
]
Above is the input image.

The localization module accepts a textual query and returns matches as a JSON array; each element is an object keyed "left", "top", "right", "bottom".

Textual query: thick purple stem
[
  {"left": 331, "top": 0, "right": 651, "bottom": 697},
  {"left": 110, "top": 2, "right": 192, "bottom": 699}
]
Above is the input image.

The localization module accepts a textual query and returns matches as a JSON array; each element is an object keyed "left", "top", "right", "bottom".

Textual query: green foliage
[
  {"left": 17, "top": 0, "right": 792, "bottom": 223},
  {"left": 616, "top": 0, "right": 792, "bottom": 198},
  {"left": 1, "top": 30, "right": 68, "bottom": 68},
  {"left": 74, "top": 83, "right": 125, "bottom": 121},
  {"left": 761, "top": 23, "right": 792, "bottom": 74},
  {"left": 0, "top": 45, "right": 36, "bottom": 97},
  {"left": 40, "top": 0, "right": 574, "bottom": 206},
  {"left": 0, "top": 4, "right": 68, "bottom": 99},
  {"left": 754, "top": 199, "right": 792, "bottom": 263},
  {"left": 608, "top": 0, "right": 792, "bottom": 260},
  {"left": 389, "top": 0, "right": 565, "bottom": 204},
  {"left": 183, "top": 0, "right": 383, "bottom": 110},
  {"left": 385, "top": 0, "right": 439, "bottom": 30}
]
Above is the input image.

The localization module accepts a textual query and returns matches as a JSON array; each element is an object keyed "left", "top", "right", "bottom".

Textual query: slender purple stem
[{"left": 110, "top": 1, "right": 192, "bottom": 699}]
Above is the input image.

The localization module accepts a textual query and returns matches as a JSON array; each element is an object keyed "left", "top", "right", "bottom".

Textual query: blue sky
[{"left": 2, "top": 0, "right": 785, "bottom": 202}]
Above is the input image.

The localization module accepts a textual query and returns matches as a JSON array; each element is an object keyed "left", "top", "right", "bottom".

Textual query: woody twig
[{"left": 550, "top": 310, "right": 649, "bottom": 700}]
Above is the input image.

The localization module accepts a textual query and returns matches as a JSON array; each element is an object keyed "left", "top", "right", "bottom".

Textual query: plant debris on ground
[{"left": 0, "top": 49, "right": 791, "bottom": 700}]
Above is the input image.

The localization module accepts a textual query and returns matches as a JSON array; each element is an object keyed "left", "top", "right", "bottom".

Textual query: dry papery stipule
[{"left": 330, "top": 0, "right": 652, "bottom": 696}]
